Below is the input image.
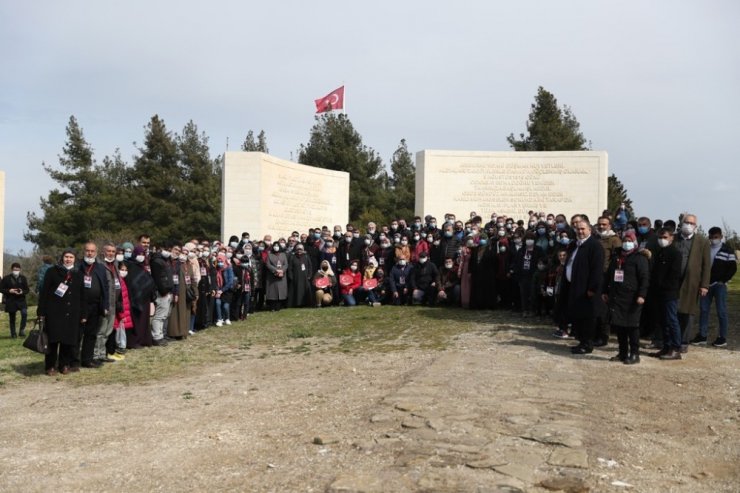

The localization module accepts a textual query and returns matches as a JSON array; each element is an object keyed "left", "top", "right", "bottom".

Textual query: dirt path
[{"left": 0, "top": 323, "right": 737, "bottom": 492}]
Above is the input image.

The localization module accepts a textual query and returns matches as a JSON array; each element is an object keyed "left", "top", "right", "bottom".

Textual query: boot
[
  {"left": 624, "top": 353, "right": 640, "bottom": 365},
  {"left": 609, "top": 353, "right": 627, "bottom": 362}
]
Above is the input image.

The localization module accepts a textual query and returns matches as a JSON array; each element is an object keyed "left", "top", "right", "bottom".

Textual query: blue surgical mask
[
  {"left": 637, "top": 226, "right": 649, "bottom": 235},
  {"left": 560, "top": 238, "right": 571, "bottom": 245}
]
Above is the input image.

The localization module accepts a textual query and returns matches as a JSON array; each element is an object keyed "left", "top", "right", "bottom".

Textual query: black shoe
[
  {"left": 648, "top": 348, "right": 669, "bottom": 358},
  {"left": 609, "top": 354, "right": 627, "bottom": 362},
  {"left": 82, "top": 361, "right": 102, "bottom": 369},
  {"left": 679, "top": 344, "right": 688, "bottom": 354},
  {"left": 10, "top": 333, "right": 17, "bottom": 339},
  {"left": 712, "top": 337, "right": 727, "bottom": 347},
  {"left": 659, "top": 350, "right": 682, "bottom": 360},
  {"left": 101, "top": 357, "right": 116, "bottom": 363},
  {"left": 571, "top": 346, "right": 593, "bottom": 355},
  {"left": 592, "top": 339, "right": 608, "bottom": 348},
  {"left": 18, "top": 331, "right": 26, "bottom": 338},
  {"left": 690, "top": 334, "right": 707, "bottom": 345},
  {"left": 152, "top": 339, "right": 168, "bottom": 346},
  {"left": 624, "top": 354, "right": 640, "bottom": 365}
]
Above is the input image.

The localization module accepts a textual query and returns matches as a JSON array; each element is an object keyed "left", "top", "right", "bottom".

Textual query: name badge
[
  {"left": 546, "top": 286, "right": 554, "bottom": 296},
  {"left": 301, "top": 264, "right": 306, "bottom": 271},
  {"left": 523, "top": 260, "right": 531, "bottom": 270},
  {"left": 200, "top": 267, "right": 207, "bottom": 276},
  {"left": 614, "top": 269, "right": 624, "bottom": 283},
  {"left": 346, "top": 253, "right": 350, "bottom": 261},
  {"left": 379, "top": 258, "right": 384, "bottom": 265},
  {"left": 84, "top": 275, "right": 92, "bottom": 288},
  {"left": 55, "top": 283, "right": 69, "bottom": 297},
  {"left": 173, "top": 274, "right": 179, "bottom": 284},
  {"left": 399, "top": 276, "right": 406, "bottom": 285},
  {"left": 114, "top": 278, "right": 121, "bottom": 290}
]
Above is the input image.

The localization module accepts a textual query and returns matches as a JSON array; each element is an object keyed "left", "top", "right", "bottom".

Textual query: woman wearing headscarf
[
  {"left": 167, "top": 245, "right": 190, "bottom": 339},
  {"left": 287, "top": 243, "right": 313, "bottom": 308},
  {"left": 124, "top": 246, "right": 155, "bottom": 348},
  {"left": 37, "top": 249, "right": 85, "bottom": 375},
  {"left": 265, "top": 240, "right": 289, "bottom": 311},
  {"left": 313, "top": 260, "right": 336, "bottom": 307}
]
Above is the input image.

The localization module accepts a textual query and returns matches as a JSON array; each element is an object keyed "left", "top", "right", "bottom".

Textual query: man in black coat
[
  {"left": 412, "top": 252, "right": 441, "bottom": 306},
  {"left": 1, "top": 263, "right": 30, "bottom": 338},
  {"left": 76, "top": 242, "right": 110, "bottom": 368},
  {"left": 150, "top": 242, "right": 175, "bottom": 345},
  {"left": 563, "top": 219, "right": 604, "bottom": 354}
]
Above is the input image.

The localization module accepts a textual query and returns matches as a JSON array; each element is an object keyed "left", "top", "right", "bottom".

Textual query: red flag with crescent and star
[{"left": 314, "top": 86, "right": 345, "bottom": 113}]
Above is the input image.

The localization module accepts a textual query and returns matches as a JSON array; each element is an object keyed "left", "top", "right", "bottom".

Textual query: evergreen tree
[
  {"left": 607, "top": 174, "right": 634, "bottom": 217},
  {"left": 508, "top": 86, "right": 634, "bottom": 212},
  {"left": 241, "top": 129, "right": 269, "bottom": 153},
  {"left": 298, "top": 113, "right": 386, "bottom": 221},
  {"left": 25, "top": 116, "right": 106, "bottom": 249},
  {"left": 507, "top": 86, "right": 590, "bottom": 151},
  {"left": 130, "top": 115, "right": 182, "bottom": 243},
  {"left": 388, "top": 139, "right": 416, "bottom": 220},
  {"left": 177, "top": 120, "right": 222, "bottom": 239}
]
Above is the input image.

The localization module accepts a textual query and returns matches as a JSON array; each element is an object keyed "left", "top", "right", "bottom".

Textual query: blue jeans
[
  {"left": 662, "top": 299, "right": 681, "bottom": 349},
  {"left": 215, "top": 299, "right": 230, "bottom": 321},
  {"left": 699, "top": 283, "right": 728, "bottom": 338},
  {"left": 342, "top": 294, "right": 357, "bottom": 306}
]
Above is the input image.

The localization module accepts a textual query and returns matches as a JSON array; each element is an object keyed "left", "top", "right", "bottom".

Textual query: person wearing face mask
[
  {"left": 1, "top": 263, "right": 30, "bottom": 338},
  {"left": 692, "top": 227, "right": 737, "bottom": 348},
  {"left": 374, "top": 237, "right": 394, "bottom": 272},
  {"left": 338, "top": 259, "right": 362, "bottom": 306},
  {"left": 672, "top": 213, "right": 711, "bottom": 353},
  {"left": 213, "top": 252, "right": 235, "bottom": 324},
  {"left": 593, "top": 216, "right": 623, "bottom": 347},
  {"left": 410, "top": 230, "right": 430, "bottom": 263},
  {"left": 113, "top": 262, "right": 133, "bottom": 357},
  {"left": 181, "top": 243, "right": 201, "bottom": 334},
  {"left": 287, "top": 244, "right": 314, "bottom": 308},
  {"left": 76, "top": 242, "right": 111, "bottom": 368},
  {"left": 412, "top": 252, "right": 441, "bottom": 306},
  {"left": 439, "top": 225, "right": 461, "bottom": 267},
  {"left": 265, "top": 241, "right": 289, "bottom": 311},
  {"left": 95, "top": 242, "right": 123, "bottom": 363},
  {"left": 389, "top": 257, "right": 414, "bottom": 306},
  {"left": 438, "top": 257, "right": 460, "bottom": 306},
  {"left": 37, "top": 250, "right": 85, "bottom": 375},
  {"left": 394, "top": 236, "right": 412, "bottom": 266},
  {"left": 123, "top": 246, "right": 155, "bottom": 348},
  {"left": 494, "top": 237, "right": 514, "bottom": 310},
  {"left": 313, "top": 260, "right": 337, "bottom": 307},
  {"left": 563, "top": 219, "right": 604, "bottom": 355},
  {"left": 602, "top": 230, "right": 650, "bottom": 364},
  {"left": 150, "top": 242, "right": 176, "bottom": 346},
  {"left": 338, "top": 232, "right": 361, "bottom": 273},
  {"left": 511, "top": 232, "right": 543, "bottom": 317},
  {"left": 648, "top": 228, "right": 683, "bottom": 360},
  {"left": 166, "top": 245, "right": 191, "bottom": 339}
]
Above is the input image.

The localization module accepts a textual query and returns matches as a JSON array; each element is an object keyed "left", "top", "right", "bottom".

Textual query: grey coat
[{"left": 265, "top": 251, "right": 288, "bottom": 301}]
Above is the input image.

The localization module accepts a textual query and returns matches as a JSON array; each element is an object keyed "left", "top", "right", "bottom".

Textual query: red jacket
[
  {"left": 411, "top": 241, "right": 430, "bottom": 263},
  {"left": 339, "top": 269, "right": 362, "bottom": 295},
  {"left": 115, "top": 277, "right": 134, "bottom": 330}
]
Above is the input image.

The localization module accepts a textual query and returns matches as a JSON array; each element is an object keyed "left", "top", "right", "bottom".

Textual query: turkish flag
[{"left": 314, "top": 86, "right": 345, "bottom": 113}]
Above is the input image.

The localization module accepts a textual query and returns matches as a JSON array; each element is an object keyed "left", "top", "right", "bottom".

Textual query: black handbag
[{"left": 22, "top": 319, "right": 49, "bottom": 355}]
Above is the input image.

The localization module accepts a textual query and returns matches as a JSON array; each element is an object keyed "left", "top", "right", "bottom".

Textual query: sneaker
[
  {"left": 372, "top": 302, "right": 382, "bottom": 307},
  {"left": 689, "top": 334, "right": 707, "bottom": 345},
  {"left": 215, "top": 320, "right": 223, "bottom": 327},
  {"left": 108, "top": 353, "right": 125, "bottom": 361},
  {"left": 188, "top": 330, "right": 196, "bottom": 336},
  {"left": 552, "top": 330, "right": 571, "bottom": 339},
  {"left": 224, "top": 319, "right": 231, "bottom": 326},
  {"left": 712, "top": 337, "right": 727, "bottom": 347}
]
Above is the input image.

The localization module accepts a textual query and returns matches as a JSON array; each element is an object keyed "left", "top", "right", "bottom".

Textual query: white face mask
[
  {"left": 84, "top": 256, "right": 96, "bottom": 265},
  {"left": 681, "top": 223, "right": 695, "bottom": 236},
  {"left": 11, "top": 270, "right": 20, "bottom": 277},
  {"left": 160, "top": 250, "right": 171, "bottom": 259},
  {"left": 135, "top": 255, "right": 146, "bottom": 263},
  {"left": 444, "top": 263, "right": 453, "bottom": 269},
  {"left": 622, "top": 241, "right": 635, "bottom": 251},
  {"left": 179, "top": 254, "right": 187, "bottom": 262},
  {"left": 201, "top": 252, "right": 209, "bottom": 258},
  {"left": 525, "top": 239, "right": 535, "bottom": 247},
  {"left": 104, "top": 256, "right": 115, "bottom": 263},
  {"left": 350, "top": 265, "right": 358, "bottom": 272},
  {"left": 230, "top": 242, "right": 239, "bottom": 248},
  {"left": 115, "top": 254, "right": 125, "bottom": 262},
  {"left": 398, "top": 259, "right": 407, "bottom": 266},
  {"left": 119, "top": 270, "right": 128, "bottom": 279},
  {"left": 65, "top": 264, "right": 74, "bottom": 270},
  {"left": 273, "top": 244, "right": 280, "bottom": 252},
  {"left": 364, "top": 239, "right": 372, "bottom": 246},
  {"left": 226, "top": 252, "right": 233, "bottom": 259},
  {"left": 710, "top": 238, "right": 722, "bottom": 246},
  {"left": 188, "top": 252, "right": 196, "bottom": 259},
  {"left": 658, "top": 238, "right": 670, "bottom": 248},
  {"left": 419, "top": 257, "right": 428, "bottom": 264}
]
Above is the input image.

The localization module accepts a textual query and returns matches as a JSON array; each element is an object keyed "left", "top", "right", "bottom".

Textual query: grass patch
[{"left": 1, "top": 286, "right": 736, "bottom": 387}]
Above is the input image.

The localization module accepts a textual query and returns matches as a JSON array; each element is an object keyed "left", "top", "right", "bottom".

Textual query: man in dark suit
[{"left": 563, "top": 218, "right": 604, "bottom": 354}]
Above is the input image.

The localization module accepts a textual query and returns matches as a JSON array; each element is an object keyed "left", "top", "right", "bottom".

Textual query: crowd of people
[{"left": 5, "top": 207, "right": 735, "bottom": 375}]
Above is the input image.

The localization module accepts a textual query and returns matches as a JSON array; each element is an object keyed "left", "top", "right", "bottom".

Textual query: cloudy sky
[{"left": 1, "top": 1, "right": 738, "bottom": 252}]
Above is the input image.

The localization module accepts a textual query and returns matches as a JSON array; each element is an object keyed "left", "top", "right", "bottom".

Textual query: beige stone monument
[
  {"left": 415, "top": 150, "right": 608, "bottom": 221},
  {"left": 221, "top": 152, "right": 349, "bottom": 240}
]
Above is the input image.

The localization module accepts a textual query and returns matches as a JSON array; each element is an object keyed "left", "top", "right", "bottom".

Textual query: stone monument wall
[
  {"left": 415, "top": 150, "right": 608, "bottom": 221},
  {"left": 222, "top": 152, "right": 349, "bottom": 240}
]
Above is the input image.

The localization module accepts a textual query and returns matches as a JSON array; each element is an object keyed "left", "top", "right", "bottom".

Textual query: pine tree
[
  {"left": 241, "top": 129, "right": 269, "bottom": 153},
  {"left": 388, "top": 139, "right": 415, "bottom": 220},
  {"left": 607, "top": 174, "right": 634, "bottom": 217},
  {"left": 177, "top": 120, "right": 222, "bottom": 239},
  {"left": 25, "top": 116, "right": 106, "bottom": 249},
  {"left": 507, "top": 86, "right": 590, "bottom": 151},
  {"left": 241, "top": 130, "right": 257, "bottom": 151},
  {"left": 298, "top": 113, "right": 386, "bottom": 221},
  {"left": 257, "top": 130, "right": 269, "bottom": 153},
  {"left": 130, "top": 115, "right": 182, "bottom": 243}
]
